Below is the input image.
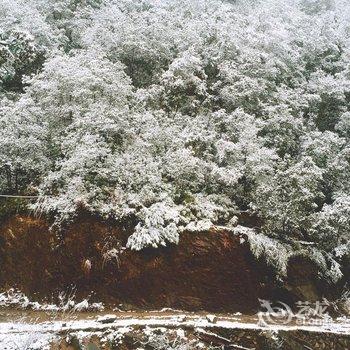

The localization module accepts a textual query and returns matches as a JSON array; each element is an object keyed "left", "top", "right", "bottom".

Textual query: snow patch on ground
[
  {"left": 0, "top": 289, "right": 104, "bottom": 312},
  {"left": 1, "top": 306, "right": 350, "bottom": 349}
]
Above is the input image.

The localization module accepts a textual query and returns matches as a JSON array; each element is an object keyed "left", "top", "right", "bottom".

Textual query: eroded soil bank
[{"left": 0, "top": 214, "right": 332, "bottom": 313}]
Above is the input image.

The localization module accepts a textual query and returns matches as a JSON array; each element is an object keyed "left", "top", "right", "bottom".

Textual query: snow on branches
[{"left": 1, "top": 0, "right": 350, "bottom": 270}]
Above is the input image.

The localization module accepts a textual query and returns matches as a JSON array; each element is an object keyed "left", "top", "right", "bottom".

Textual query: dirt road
[{"left": 1, "top": 308, "right": 350, "bottom": 349}]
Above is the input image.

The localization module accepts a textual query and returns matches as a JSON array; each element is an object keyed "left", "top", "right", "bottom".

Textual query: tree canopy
[{"left": 1, "top": 0, "right": 350, "bottom": 278}]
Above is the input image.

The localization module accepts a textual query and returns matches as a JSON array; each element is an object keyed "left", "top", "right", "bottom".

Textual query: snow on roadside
[
  {"left": 1, "top": 313, "right": 350, "bottom": 349},
  {"left": 0, "top": 289, "right": 104, "bottom": 312},
  {"left": 2, "top": 314, "right": 350, "bottom": 337}
]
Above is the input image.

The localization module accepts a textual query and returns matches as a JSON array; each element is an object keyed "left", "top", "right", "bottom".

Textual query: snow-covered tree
[{"left": 1, "top": 0, "right": 350, "bottom": 262}]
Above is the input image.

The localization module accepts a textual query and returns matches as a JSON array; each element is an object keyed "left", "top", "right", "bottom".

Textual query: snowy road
[{"left": 1, "top": 310, "right": 350, "bottom": 349}]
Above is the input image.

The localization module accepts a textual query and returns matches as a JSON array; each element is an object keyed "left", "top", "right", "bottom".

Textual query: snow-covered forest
[{"left": 1, "top": 0, "right": 350, "bottom": 280}]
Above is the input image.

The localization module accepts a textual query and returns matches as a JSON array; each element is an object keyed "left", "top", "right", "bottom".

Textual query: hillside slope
[{"left": 0, "top": 215, "right": 334, "bottom": 312}]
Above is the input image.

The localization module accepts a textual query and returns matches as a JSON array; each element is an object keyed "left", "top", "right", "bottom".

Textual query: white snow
[{"left": 1, "top": 313, "right": 350, "bottom": 349}]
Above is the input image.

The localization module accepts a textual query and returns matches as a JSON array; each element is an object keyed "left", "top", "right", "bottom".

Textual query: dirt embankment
[{"left": 0, "top": 215, "right": 327, "bottom": 312}]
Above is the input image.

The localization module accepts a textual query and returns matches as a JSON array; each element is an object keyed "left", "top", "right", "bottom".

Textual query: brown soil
[
  {"left": 0, "top": 214, "right": 318, "bottom": 313},
  {"left": 286, "top": 255, "right": 324, "bottom": 302}
]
